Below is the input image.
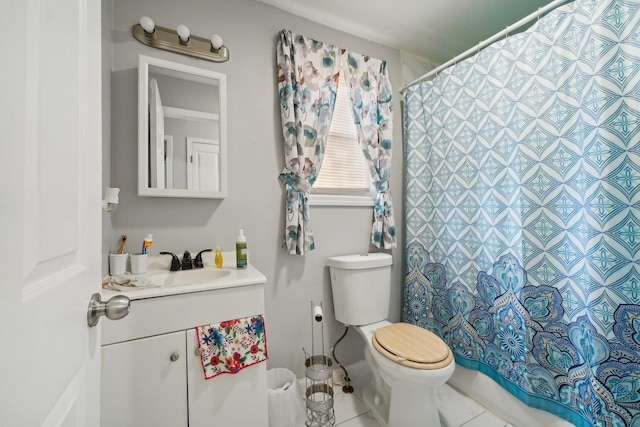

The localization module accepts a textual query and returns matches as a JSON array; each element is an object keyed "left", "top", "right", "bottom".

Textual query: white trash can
[{"left": 267, "top": 368, "right": 306, "bottom": 427}]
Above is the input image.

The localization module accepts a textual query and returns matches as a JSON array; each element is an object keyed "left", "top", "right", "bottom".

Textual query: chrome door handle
[{"left": 87, "top": 293, "right": 130, "bottom": 327}]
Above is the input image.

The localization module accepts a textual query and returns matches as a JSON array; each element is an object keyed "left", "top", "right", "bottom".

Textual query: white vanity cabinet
[
  {"left": 101, "top": 331, "right": 188, "bottom": 426},
  {"left": 100, "top": 274, "right": 267, "bottom": 427}
]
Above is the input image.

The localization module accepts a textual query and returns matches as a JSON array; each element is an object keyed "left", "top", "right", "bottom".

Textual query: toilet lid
[{"left": 372, "top": 323, "right": 453, "bottom": 370}]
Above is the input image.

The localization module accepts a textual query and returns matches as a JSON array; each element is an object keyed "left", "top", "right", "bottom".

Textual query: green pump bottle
[{"left": 236, "top": 230, "right": 247, "bottom": 269}]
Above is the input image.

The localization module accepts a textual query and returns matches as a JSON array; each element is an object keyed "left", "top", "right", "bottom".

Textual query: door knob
[
  {"left": 87, "top": 293, "right": 130, "bottom": 327},
  {"left": 170, "top": 352, "right": 180, "bottom": 362}
]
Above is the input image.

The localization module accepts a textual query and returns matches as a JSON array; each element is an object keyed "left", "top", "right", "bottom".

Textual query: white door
[
  {"left": 149, "top": 78, "right": 166, "bottom": 188},
  {"left": 0, "top": 1, "right": 102, "bottom": 426},
  {"left": 187, "top": 137, "right": 220, "bottom": 191}
]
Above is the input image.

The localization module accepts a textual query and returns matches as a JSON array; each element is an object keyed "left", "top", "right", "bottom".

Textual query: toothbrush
[
  {"left": 117, "top": 235, "right": 127, "bottom": 254},
  {"left": 141, "top": 234, "right": 153, "bottom": 255}
]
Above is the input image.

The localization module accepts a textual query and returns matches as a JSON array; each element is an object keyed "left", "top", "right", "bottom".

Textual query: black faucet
[
  {"left": 194, "top": 249, "right": 213, "bottom": 268},
  {"left": 159, "top": 252, "right": 181, "bottom": 271},
  {"left": 160, "top": 249, "right": 214, "bottom": 271},
  {"left": 181, "top": 251, "right": 194, "bottom": 270}
]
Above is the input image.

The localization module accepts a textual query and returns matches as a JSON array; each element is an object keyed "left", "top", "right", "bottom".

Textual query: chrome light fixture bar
[{"left": 132, "top": 17, "right": 229, "bottom": 63}]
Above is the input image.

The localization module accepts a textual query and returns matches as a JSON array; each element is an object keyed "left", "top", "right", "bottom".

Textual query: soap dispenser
[{"left": 236, "top": 230, "right": 247, "bottom": 269}]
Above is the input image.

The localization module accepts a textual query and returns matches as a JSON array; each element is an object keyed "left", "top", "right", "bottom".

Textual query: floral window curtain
[
  {"left": 342, "top": 52, "right": 396, "bottom": 249},
  {"left": 276, "top": 30, "right": 340, "bottom": 255}
]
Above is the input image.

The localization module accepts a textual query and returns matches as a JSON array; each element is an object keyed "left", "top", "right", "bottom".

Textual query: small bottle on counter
[
  {"left": 214, "top": 247, "right": 223, "bottom": 268},
  {"left": 236, "top": 229, "right": 247, "bottom": 269}
]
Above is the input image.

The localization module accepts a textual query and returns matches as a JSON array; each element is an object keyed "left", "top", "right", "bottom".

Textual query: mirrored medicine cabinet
[{"left": 138, "top": 55, "right": 227, "bottom": 198}]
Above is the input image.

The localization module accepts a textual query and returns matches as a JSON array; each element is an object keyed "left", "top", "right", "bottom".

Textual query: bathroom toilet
[{"left": 327, "top": 253, "right": 455, "bottom": 427}]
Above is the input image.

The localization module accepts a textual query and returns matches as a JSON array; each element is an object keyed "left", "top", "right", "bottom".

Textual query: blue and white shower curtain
[{"left": 402, "top": 1, "right": 640, "bottom": 426}]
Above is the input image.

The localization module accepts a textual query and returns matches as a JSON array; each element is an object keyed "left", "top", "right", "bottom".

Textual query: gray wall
[{"left": 106, "top": 0, "right": 404, "bottom": 377}]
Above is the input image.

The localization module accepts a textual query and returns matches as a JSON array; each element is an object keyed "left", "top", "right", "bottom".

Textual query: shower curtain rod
[{"left": 399, "top": 0, "right": 571, "bottom": 93}]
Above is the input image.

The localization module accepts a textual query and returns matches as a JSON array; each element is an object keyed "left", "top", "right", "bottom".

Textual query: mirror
[{"left": 138, "top": 55, "right": 227, "bottom": 198}]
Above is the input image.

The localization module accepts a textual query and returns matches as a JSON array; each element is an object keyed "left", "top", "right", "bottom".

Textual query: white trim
[
  {"left": 163, "top": 106, "right": 219, "bottom": 122},
  {"left": 164, "top": 135, "right": 173, "bottom": 189},
  {"left": 138, "top": 55, "right": 228, "bottom": 199},
  {"left": 309, "top": 193, "right": 374, "bottom": 207}
]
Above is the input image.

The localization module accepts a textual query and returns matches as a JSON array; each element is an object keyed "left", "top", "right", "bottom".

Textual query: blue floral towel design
[{"left": 196, "top": 315, "right": 268, "bottom": 379}]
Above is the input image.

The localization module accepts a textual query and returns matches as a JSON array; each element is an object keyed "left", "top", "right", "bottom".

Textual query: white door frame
[{"left": 165, "top": 135, "right": 174, "bottom": 189}]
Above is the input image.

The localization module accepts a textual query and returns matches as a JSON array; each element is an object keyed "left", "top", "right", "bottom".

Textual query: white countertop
[{"left": 101, "top": 251, "right": 266, "bottom": 300}]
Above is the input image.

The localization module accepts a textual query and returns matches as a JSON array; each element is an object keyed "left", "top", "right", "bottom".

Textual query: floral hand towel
[{"left": 196, "top": 314, "right": 268, "bottom": 379}]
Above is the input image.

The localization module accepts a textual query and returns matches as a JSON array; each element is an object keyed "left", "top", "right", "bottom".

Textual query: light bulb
[
  {"left": 139, "top": 16, "right": 155, "bottom": 34},
  {"left": 210, "top": 34, "right": 223, "bottom": 50},
  {"left": 177, "top": 24, "right": 190, "bottom": 43}
]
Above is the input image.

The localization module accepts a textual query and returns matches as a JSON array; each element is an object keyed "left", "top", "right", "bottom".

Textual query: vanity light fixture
[{"left": 132, "top": 16, "right": 229, "bottom": 63}]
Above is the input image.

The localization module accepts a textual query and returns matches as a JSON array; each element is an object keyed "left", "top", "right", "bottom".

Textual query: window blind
[{"left": 313, "top": 71, "right": 370, "bottom": 193}]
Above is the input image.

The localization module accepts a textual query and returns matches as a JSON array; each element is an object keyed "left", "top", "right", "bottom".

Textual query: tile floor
[{"left": 325, "top": 376, "right": 512, "bottom": 427}]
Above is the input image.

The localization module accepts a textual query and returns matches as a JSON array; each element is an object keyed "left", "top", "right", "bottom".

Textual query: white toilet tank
[{"left": 327, "top": 253, "right": 393, "bottom": 326}]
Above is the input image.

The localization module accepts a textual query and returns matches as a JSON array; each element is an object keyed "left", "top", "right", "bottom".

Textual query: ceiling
[{"left": 255, "top": 0, "right": 556, "bottom": 65}]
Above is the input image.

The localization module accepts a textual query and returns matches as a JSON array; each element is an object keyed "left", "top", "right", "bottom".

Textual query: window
[{"left": 310, "top": 70, "right": 373, "bottom": 206}]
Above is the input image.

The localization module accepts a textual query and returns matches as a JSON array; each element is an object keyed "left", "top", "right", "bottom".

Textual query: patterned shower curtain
[{"left": 402, "top": 1, "right": 640, "bottom": 426}]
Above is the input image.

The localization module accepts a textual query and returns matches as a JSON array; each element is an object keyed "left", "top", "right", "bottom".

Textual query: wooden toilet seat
[{"left": 372, "top": 323, "right": 453, "bottom": 370}]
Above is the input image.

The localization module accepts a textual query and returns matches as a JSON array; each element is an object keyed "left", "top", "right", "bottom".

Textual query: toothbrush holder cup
[
  {"left": 109, "top": 253, "right": 129, "bottom": 276},
  {"left": 130, "top": 253, "right": 148, "bottom": 275}
]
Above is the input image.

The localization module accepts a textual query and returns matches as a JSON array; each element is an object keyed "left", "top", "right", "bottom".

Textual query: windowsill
[{"left": 309, "top": 193, "right": 374, "bottom": 207}]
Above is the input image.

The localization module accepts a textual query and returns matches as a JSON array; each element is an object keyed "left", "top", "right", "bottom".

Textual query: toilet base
[
  {"left": 361, "top": 377, "right": 447, "bottom": 427},
  {"left": 360, "top": 344, "right": 450, "bottom": 427},
  {"left": 362, "top": 381, "right": 388, "bottom": 426},
  {"left": 388, "top": 382, "right": 440, "bottom": 427},
  {"left": 361, "top": 379, "right": 445, "bottom": 427}
]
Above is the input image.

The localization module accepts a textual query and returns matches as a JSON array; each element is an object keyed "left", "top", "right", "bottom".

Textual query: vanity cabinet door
[
  {"left": 186, "top": 329, "right": 268, "bottom": 427},
  {"left": 101, "top": 331, "right": 188, "bottom": 427}
]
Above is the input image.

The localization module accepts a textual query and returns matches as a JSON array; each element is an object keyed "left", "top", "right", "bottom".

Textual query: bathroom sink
[
  {"left": 147, "top": 268, "right": 231, "bottom": 287},
  {"left": 102, "top": 252, "right": 266, "bottom": 300}
]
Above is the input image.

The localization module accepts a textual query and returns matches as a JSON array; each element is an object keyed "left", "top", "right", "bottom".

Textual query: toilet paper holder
[{"left": 302, "top": 300, "right": 335, "bottom": 426}]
